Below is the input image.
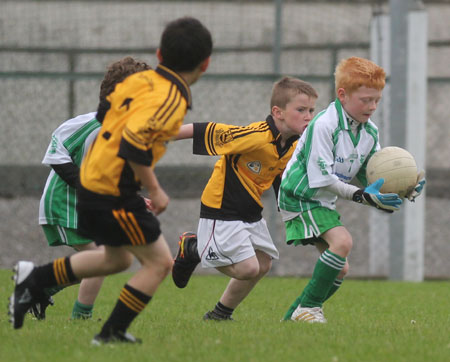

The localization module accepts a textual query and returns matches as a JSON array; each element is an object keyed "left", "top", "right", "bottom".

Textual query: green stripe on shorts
[
  {"left": 42, "top": 224, "right": 93, "bottom": 247},
  {"left": 284, "top": 207, "right": 342, "bottom": 246}
]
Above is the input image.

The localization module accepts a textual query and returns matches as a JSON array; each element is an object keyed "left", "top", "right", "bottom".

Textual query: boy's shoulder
[
  {"left": 115, "top": 68, "right": 154, "bottom": 93},
  {"left": 53, "top": 112, "right": 98, "bottom": 135},
  {"left": 247, "top": 119, "right": 270, "bottom": 129},
  {"left": 224, "top": 119, "right": 272, "bottom": 135},
  {"left": 114, "top": 65, "right": 192, "bottom": 107},
  {"left": 310, "top": 101, "right": 340, "bottom": 129}
]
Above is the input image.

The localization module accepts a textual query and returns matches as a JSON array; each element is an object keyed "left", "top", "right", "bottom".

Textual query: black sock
[
  {"left": 33, "top": 257, "right": 78, "bottom": 289},
  {"left": 100, "top": 284, "right": 152, "bottom": 335}
]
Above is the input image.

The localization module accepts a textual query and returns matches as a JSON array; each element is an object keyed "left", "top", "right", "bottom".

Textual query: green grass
[{"left": 1, "top": 269, "right": 449, "bottom": 362}]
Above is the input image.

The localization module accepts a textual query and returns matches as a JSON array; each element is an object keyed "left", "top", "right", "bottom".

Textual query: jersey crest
[{"left": 247, "top": 161, "right": 262, "bottom": 174}]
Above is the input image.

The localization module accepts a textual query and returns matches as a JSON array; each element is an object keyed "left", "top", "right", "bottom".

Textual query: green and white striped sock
[
  {"left": 297, "top": 249, "right": 346, "bottom": 308},
  {"left": 324, "top": 278, "right": 344, "bottom": 302}
]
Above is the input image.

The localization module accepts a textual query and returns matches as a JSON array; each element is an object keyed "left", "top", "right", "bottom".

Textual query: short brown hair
[
  {"left": 335, "top": 57, "right": 386, "bottom": 95},
  {"left": 97, "top": 56, "right": 151, "bottom": 122},
  {"left": 270, "top": 77, "right": 318, "bottom": 110}
]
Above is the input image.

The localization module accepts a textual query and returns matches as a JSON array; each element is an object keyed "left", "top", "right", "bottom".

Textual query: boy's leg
[
  {"left": 71, "top": 243, "right": 106, "bottom": 319},
  {"left": 294, "top": 248, "right": 346, "bottom": 308},
  {"left": 282, "top": 294, "right": 303, "bottom": 321},
  {"left": 29, "top": 225, "right": 69, "bottom": 320},
  {"left": 289, "top": 227, "right": 351, "bottom": 322},
  {"left": 205, "top": 250, "right": 272, "bottom": 321},
  {"left": 323, "top": 277, "right": 344, "bottom": 302},
  {"left": 93, "top": 235, "right": 172, "bottom": 344},
  {"left": 219, "top": 250, "right": 272, "bottom": 308},
  {"left": 314, "top": 239, "right": 348, "bottom": 302},
  {"left": 9, "top": 246, "right": 132, "bottom": 329},
  {"left": 298, "top": 226, "right": 350, "bottom": 307},
  {"left": 196, "top": 219, "right": 277, "bottom": 321},
  {"left": 282, "top": 239, "right": 347, "bottom": 320},
  {"left": 33, "top": 226, "right": 105, "bottom": 320}
]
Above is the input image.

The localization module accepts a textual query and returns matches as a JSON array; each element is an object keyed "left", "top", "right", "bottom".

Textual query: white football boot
[
  {"left": 8, "top": 261, "right": 38, "bottom": 329},
  {"left": 291, "top": 305, "right": 327, "bottom": 323}
]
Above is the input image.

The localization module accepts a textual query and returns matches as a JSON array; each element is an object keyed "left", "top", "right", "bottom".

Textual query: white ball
[{"left": 366, "top": 146, "right": 418, "bottom": 198}]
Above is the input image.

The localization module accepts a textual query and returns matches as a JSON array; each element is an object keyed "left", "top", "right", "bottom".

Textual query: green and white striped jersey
[
  {"left": 39, "top": 112, "right": 101, "bottom": 228},
  {"left": 278, "top": 99, "right": 380, "bottom": 220}
]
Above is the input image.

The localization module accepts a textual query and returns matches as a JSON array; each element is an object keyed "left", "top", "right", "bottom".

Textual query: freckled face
[
  {"left": 338, "top": 86, "right": 382, "bottom": 123},
  {"left": 281, "top": 93, "right": 316, "bottom": 137}
]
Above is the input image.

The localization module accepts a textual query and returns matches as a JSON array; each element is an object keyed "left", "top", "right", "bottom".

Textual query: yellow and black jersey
[
  {"left": 79, "top": 64, "right": 192, "bottom": 208},
  {"left": 193, "top": 116, "right": 299, "bottom": 222}
]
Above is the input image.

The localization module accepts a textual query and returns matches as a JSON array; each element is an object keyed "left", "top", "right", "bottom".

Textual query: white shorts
[{"left": 197, "top": 218, "right": 279, "bottom": 268}]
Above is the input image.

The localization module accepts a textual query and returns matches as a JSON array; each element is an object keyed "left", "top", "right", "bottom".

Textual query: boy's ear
[
  {"left": 337, "top": 87, "right": 346, "bottom": 102},
  {"left": 156, "top": 48, "right": 163, "bottom": 63},
  {"left": 200, "top": 57, "right": 210, "bottom": 72},
  {"left": 272, "top": 105, "right": 283, "bottom": 120}
]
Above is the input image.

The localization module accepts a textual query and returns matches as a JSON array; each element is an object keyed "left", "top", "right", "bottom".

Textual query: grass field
[{"left": 1, "top": 269, "right": 449, "bottom": 362}]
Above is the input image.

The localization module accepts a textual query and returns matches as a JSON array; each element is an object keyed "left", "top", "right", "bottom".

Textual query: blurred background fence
[{"left": 1, "top": 0, "right": 449, "bottom": 279}]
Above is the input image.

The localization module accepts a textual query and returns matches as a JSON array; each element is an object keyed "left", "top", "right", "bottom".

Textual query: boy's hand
[
  {"left": 143, "top": 197, "right": 154, "bottom": 212},
  {"left": 406, "top": 170, "right": 426, "bottom": 202},
  {"left": 148, "top": 187, "right": 169, "bottom": 215},
  {"left": 352, "top": 178, "right": 402, "bottom": 213},
  {"left": 128, "top": 161, "right": 169, "bottom": 215}
]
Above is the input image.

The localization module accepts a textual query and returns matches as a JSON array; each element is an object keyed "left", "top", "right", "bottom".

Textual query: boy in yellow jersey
[
  {"left": 172, "top": 77, "right": 318, "bottom": 321},
  {"left": 9, "top": 17, "right": 213, "bottom": 344},
  {"left": 34, "top": 56, "right": 151, "bottom": 321}
]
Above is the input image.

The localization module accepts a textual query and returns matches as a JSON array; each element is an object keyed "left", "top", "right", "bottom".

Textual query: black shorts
[{"left": 77, "top": 200, "right": 161, "bottom": 247}]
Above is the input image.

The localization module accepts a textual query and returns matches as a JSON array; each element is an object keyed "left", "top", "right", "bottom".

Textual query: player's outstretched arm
[
  {"left": 352, "top": 178, "right": 402, "bottom": 213},
  {"left": 406, "top": 170, "right": 426, "bottom": 202},
  {"left": 175, "top": 124, "right": 194, "bottom": 140}
]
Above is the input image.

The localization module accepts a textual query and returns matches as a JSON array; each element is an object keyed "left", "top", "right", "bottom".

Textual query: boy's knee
[
  {"left": 106, "top": 251, "right": 134, "bottom": 274},
  {"left": 109, "top": 259, "right": 129, "bottom": 274},
  {"left": 335, "top": 237, "right": 353, "bottom": 256},
  {"left": 236, "top": 263, "right": 260, "bottom": 280},
  {"left": 259, "top": 258, "right": 272, "bottom": 276},
  {"left": 338, "top": 261, "right": 349, "bottom": 279},
  {"left": 153, "top": 255, "right": 173, "bottom": 278},
  {"left": 162, "top": 256, "right": 174, "bottom": 276},
  {"left": 118, "top": 252, "right": 134, "bottom": 271}
]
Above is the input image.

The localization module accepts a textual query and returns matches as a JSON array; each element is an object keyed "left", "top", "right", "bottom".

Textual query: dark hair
[
  {"left": 159, "top": 17, "right": 213, "bottom": 72},
  {"left": 97, "top": 56, "right": 151, "bottom": 122}
]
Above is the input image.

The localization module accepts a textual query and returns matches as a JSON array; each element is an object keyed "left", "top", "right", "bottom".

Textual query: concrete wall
[{"left": 1, "top": 1, "right": 449, "bottom": 278}]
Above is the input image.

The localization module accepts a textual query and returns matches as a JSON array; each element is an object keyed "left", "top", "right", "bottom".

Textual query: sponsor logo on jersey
[
  {"left": 135, "top": 115, "right": 167, "bottom": 141},
  {"left": 247, "top": 161, "right": 261, "bottom": 174},
  {"left": 216, "top": 129, "right": 234, "bottom": 146},
  {"left": 120, "top": 97, "right": 134, "bottom": 111},
  {"left": 348, "top": 152, "right": 359, "bottom": 172},
  {"left": 48, "top": 135, "right": 58, "bottom": 154},
  {"left": 335, "top": 172, "right": 352, "bottom": 181},
  {"left": 317, "top": 157, "right": 328, "bottom": 175}
]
